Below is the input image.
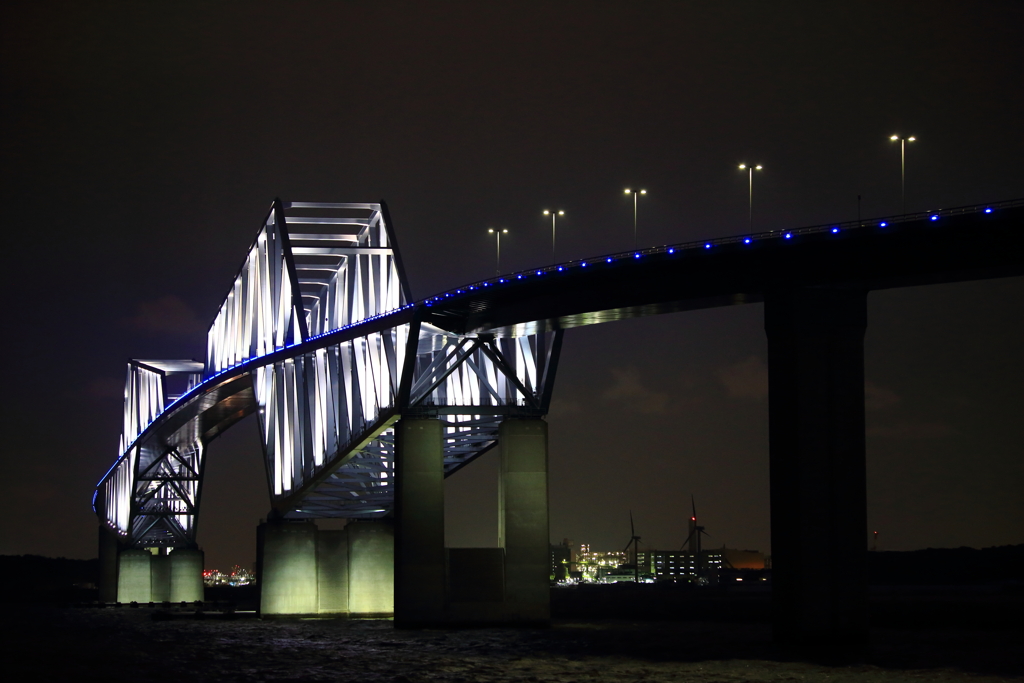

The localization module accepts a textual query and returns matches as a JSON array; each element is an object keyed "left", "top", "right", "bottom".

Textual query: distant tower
[{"left": 688, "top": 496, "right": 698, "bottom": 556}]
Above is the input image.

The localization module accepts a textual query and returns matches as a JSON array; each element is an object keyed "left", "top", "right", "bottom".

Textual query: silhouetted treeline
[
  {"left": 0, "top": 555, "right": 99, "bottom": 602},
  {"left": 867, "top": 545, "right": 1024, "bottom": 585}
]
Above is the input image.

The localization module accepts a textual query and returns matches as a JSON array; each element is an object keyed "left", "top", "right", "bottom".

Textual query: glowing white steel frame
[
  {"left": 95, "top": 199, "right": 561, "bottom": 547},
  {"left": 102, "top": 360, "right": 204, "bottom": 544}
]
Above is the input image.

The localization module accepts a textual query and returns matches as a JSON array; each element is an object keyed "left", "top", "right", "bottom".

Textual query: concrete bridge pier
[
  {"left": 394, "top": 418, "right": 447, "bottom": 627},
  {"left": 112, "top": 546, "right": 205, "bottom": 604},
  {"left": 116, "top": 549, "right": 153, "bottom": 603},
  {"left": 168, "top": 549, "right": 205, "bottom": 602},
  {"left": 499, "top": 418, "right": 550, "bottom": 624},
  {"left": 765, "top": 285, "right": 869, "bottom": 651},
  {"left": 392, "top": 416, "right": 551, "bottom": 626},
  {"left": 256, "top": 518, "right": 394, "bottom": 617}
]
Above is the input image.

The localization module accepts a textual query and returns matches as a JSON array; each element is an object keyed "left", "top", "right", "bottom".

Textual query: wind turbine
[
  {"left": 623, "top": 510, "right": 642, "bottom": 583},
  {"left": 680, "top": 496, "right": 711, "bottom": 581}
]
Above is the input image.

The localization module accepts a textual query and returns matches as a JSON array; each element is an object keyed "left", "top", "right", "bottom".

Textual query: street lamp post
[
  {"left": 487, "top": 228, "right": 508, "bottom": 275},
  {"left": 624, "top": 189, "right": 646, "bottom": 249},
  {"left": 890, "top": 134, "right": 916, "bottom": 215},
  {"left": 543, "top": 209, "right": 564, "bottom": 263},
  {"left": 738, "top": 164, "right": 763, "bottom": 232}
]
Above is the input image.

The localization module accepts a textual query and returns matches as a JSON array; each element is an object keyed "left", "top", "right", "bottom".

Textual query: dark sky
[{"left": 2, "top": 2, "right": 1021, "bottom": 570}]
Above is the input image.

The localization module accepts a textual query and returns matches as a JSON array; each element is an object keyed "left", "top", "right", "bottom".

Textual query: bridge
[{"left": 95, "top": 197, "right": 1024, "bottom": 643}]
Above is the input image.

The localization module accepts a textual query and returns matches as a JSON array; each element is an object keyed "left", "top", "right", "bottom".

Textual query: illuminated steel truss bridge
[
  {"left": 96, "top": 200, "right": 561, "bottom": 548},
  {"left": 95, "top": 197, "right": 1024, "bottom": 549}
]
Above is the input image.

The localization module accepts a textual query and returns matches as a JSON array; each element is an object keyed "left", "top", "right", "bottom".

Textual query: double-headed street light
[
  {"left": 624, "top": 189, "right": 646, "bottom": 249},
  {"left": 738, "top": 164, "right": 763, "bottom": 232},
  {"left": 890, "top": 134, "right": 916, "bottom": 215},
  {"left": 487, "top": 228, "right": 508, "bottom": 275},
  {"left": 543, "top": 209, "right": 564, "bottom": 263}
]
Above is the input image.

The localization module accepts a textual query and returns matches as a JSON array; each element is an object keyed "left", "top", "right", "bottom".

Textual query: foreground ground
[{"left": 7, "top": 602, "right": 1021, "bottom": 682}]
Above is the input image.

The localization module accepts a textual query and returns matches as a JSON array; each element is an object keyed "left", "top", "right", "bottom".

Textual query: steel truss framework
[{"left": 95, "top": 200, "right": 562, "bottom": 548}]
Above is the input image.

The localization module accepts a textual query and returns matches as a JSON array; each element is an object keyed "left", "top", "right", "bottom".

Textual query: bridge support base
[
  {"left": 169, "top": 549, "right": 204, "bottom": 602},
  {"left": 116, "top": 549, "right": 152, "bottom": 603},
  {"left": 765, "top": 286, "right": 868, "bottom": 652},
  {"left": 347, "top": 520, "right": 395, "bottom": 616},
  {"left": 257, "top": 519, "right": 394, "bottom": 617},
  {"left": 113, "top": 546, "right": 206, "bottom": 604},
  {"left": 395, "top": 418, "right": 447, "bottom": 626},
  {"left": 390, "top": 416, "right": 551, "bottom": 627},
  {"left": 150, "top": 552, "right": 170, "bottom": 602},
  {"left": 499, "top": 419, "right": 550, "bottom": 624}
]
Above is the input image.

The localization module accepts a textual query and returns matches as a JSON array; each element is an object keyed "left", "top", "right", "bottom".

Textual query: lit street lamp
[
  {"left": 542, "top": 209, "right": 564, "bottom": 263},
  {"left": 890, "top": 134, "right": 916, "bottom": 215},
  {"left": 624, "top": 189, "right": 646, "bottom": 249},
  {"left": 487, "top": 228, "right": 508, "bottom": 275},
  {"left": 738, "top": 164, "right": 763, "bottom": 232}
]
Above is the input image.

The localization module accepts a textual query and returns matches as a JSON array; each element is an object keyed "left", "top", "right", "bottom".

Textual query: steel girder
[{"left": 95, "top": 199, "right": 562, "bottom": 547}]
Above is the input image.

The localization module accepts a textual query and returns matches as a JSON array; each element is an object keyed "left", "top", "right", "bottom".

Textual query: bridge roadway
[
  {"left": 98, "top": 198, "right": 1023, "bottom": 647},
  {"left": 424, "top": 200, "right": 1024, "bottom": 335}
]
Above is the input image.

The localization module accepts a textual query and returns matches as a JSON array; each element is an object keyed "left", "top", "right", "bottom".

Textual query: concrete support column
[
  {"left": 348, "top": 520, "right": 394, "bottom": 616},
  {"left": 98, "top": 524, "right": 119, "bottom": 603},
  {"left": 169, "top": 549, "right": 204, "bottom": 603},
  {"left": 499, "top": 418, "right": 550, "bottom": 623},
  {"left": 117, "top": 549, "right": 152, "bottom": 603},
  {"left": 394, "top": 418, "right": 446, "bottom": 627},
  {"left": 257, "top": 520, "right": 318, "bottom": 616},
  {"left": 317, "top": 530, "right": 350, "bottom": 614},
  {"left": 764, "top": 286, "right": 868, "bottom": 649},
  {"left": 150, "top": 552, "right": 171, "bottom": 602}
]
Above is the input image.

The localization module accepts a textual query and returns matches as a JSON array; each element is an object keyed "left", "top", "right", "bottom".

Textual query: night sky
[{"left": 2, "top": 2, "right": 1021, "bottom": 571}]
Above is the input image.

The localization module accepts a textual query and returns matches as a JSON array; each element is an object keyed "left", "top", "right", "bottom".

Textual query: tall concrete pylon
[{"left": 765, "top": 285, "right": 869, "bottom": 649}]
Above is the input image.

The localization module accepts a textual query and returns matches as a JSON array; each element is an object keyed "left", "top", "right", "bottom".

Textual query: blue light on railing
[
  {"left": 517, "top": 274, "right": 523, "bottom": 279},
  {"left": 606, "top": 258, "right": 612, "bottom": 263},
  {"left": 536, "top": 270, "right": 542, "bottom": 275},
  {"left": 704, "top": 243, "right": 711, "bottom": 249},
  {"left": 880, "top": 222, "right": 887, "bottom": 227},
  {"left": 744, "top": 238, "right": 751, "bottom": 244},
  {"left": 558, "top": 266, "right": 564, "bottom": 271},
  {"left": 832, "top": 228, "right": 839, "bottom": 233},
  {"left": 499, "top": 279, "right": 506, "bottom": 283},
  {"left": 634, "top": 253, "right": 641, "bottom": 259},
  {"left": 668, "top": 248, "right": 675, "bottom": 254},
  {"left": 930, "top": 215, "right": 939, "bottom": 221},
  {"left": 784, "top": 233, "right": 792, "bottom": 239},
  {"left": 581, "top": 262, "right": 588, "bottom": 267},
  {"left": 985, "top": 208, "right": 992, "bottom": 213}
]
